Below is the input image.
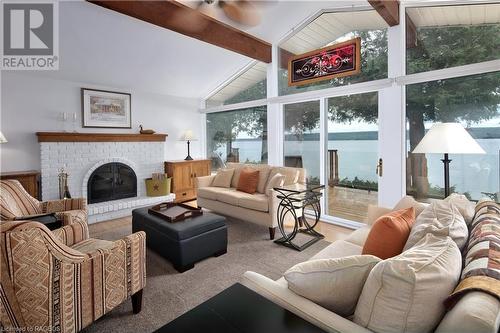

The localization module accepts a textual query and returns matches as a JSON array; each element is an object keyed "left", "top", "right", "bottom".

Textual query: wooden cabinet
[
  {"left": 165, "top": 160, "right": 211, "bottom": 203},
  {"left": 0, "top": 170, "right": 40, "bottom": 199},
  {"left": 191, "top": 160, "right": 211, "bottom": 181}
]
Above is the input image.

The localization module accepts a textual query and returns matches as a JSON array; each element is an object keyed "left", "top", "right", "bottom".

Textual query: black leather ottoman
[{"left": 132, "top": 207, "right": 227, "bottom": 273}]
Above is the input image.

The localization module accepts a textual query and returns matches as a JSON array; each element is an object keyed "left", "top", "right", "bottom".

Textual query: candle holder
[{"left": 58, "top": 167, "right": 72, "bottom": 199}]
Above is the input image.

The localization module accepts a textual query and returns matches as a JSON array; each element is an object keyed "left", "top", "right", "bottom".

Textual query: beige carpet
[{"left": 82, "top": 216, "right": 330, "bottom": 333}]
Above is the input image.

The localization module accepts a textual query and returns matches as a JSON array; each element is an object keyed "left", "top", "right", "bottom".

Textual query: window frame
[
  {"left": 205, "top": 105, "right": 269, "bottom": 169},
  {"left": 204, "top": 60, "right": 268, "bottom": 109},
  {"left": 200, "top": 0, "right": 500, "bottom": 229}
]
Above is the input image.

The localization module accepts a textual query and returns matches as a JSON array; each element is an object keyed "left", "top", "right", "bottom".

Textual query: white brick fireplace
[{"left": 38, "top": 133, "right": 174, "bottom": 223}]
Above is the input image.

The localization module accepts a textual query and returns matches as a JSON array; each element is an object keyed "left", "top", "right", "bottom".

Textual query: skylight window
[{"left": 206, "top": 62, "right": 267, "bottom": 108}]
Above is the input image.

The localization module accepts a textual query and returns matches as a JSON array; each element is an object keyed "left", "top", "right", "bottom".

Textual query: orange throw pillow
[
  {"left": 362, "top": 207, "right": 415, "bottom": 259},
  {"left": 237, "top": 169, "right": 260, "bottom": 194}
]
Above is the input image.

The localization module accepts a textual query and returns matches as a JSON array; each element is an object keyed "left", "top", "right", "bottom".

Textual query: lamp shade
[
  {"left": 0, "top": 132, "right": 7, "bottom": 143},
  {"left": 412, "top": 123, "right": 485, "bottom": 154},
  {"left": 180, "top": 130, "right": 196, "bottom": 141}
]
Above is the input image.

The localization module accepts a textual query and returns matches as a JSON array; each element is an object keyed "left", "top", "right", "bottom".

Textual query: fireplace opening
[{"left": 87, "top": 162, "right": 137, "bottom": 204}]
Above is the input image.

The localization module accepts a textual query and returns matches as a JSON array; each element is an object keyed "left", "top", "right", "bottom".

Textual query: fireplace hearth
[{"left": 87, "top": 162, "right": 137, "bottom": 204}]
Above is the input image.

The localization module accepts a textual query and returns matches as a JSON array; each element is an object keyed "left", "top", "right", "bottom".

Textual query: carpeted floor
[{"left": 82, "top": 217, "right": 330, "bottom": 333}]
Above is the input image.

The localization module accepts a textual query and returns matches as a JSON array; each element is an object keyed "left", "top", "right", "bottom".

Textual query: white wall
[{"left": 0, "top": 72, "right": 203, "bottom": 172}]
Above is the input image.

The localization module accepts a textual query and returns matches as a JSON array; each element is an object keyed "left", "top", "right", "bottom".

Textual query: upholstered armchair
[
  {"left": 0, "top": 220, "right": 146, "bottom": 333},
  {"left": 0, "top": 180, "right": 86, "bottom": 225}
]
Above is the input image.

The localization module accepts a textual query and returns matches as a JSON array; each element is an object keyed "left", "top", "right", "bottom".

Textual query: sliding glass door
[
  {"left": 326, "top": 92, "right": 379, "bottom": 223},
  {"left": 282, "top": 92, "right": 381, "bottom": 224}
]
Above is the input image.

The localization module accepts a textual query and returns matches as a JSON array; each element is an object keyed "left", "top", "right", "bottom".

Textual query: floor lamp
[{"left": 412, "top": 123, "right": 485, "bottom": 198}]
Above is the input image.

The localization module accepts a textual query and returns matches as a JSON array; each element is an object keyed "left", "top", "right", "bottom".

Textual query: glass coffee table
[{"left": 273, "top": 183, "right": 325, "bottom": 251}]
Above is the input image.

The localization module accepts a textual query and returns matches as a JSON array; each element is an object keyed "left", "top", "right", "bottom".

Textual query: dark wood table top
[
  {"left": 0, "top": 170, "right": 40, "bottom": 177},
  {"left": 155, "top": 283, "right": 328, "bottom": 333}
]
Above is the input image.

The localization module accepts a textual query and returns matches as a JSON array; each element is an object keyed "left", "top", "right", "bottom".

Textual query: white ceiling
[
  {"left": 207, "top": 61, "right": 267, "bottom": 106},
  {"left": 280, "top": 9, "right": 387, "bottom": 54},
  {"left": 407, "top": 3, "right": 500, "bottom": 27},
  {"left": 17, "top": 0, "right": 368, "bottom": 99}
]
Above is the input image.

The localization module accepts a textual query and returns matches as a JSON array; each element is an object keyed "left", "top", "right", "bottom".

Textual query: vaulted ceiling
[{"left": 16, "top": 0, "right": 365, "bottom": 99}]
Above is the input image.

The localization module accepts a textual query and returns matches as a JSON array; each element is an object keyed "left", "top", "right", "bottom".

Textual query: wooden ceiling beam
[
  {"left": 368, "top": 0, "right": 399, "bottom": 26},
  {"left": 88, "top": 1, "right": 272, "bottom": 63},
  {"left": 279, "top": 48, "right": 295, "bottom": 70},
  {"left": 406, "top": 13, "right": 418, "bottom": 48}
]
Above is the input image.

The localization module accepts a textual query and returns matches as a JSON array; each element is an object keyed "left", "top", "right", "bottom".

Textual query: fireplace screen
[{"left": 87, "top": 162, "right": 137, "bottom": 204}]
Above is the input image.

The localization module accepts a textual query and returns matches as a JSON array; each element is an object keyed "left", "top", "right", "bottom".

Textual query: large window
[
  {"left": 406, "top": 72, "right": 500, "bottom": 202},
  {"left": 283, "top": 101, "right": 320, "bottom": 184},
  {"left": 202, "top": 3, "right": 500, "bottom": 226},
  {"left": 206, "top": 107, "right": 267, "bottom": 170},
  {"left": 278, "top": 9, "right": 388, "bottom": 96},
  {"left": 406, "top": 3, "right": 500, "bottom": 74}
]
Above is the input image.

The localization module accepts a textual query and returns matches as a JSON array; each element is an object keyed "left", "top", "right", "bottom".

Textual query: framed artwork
[
  {"left": 81, "top": 88, "right": 131, "bottom": 128},
  {"left": 288, "top": 37, "right": 361, "bottom": 87}
]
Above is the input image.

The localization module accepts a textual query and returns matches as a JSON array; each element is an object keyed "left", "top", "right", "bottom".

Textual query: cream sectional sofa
[
  {"left": 196, "top": 163, "right": 305, "bottom": 239},
  {"left": 242, "top": 199, "right": 500, "bottom": 333}
]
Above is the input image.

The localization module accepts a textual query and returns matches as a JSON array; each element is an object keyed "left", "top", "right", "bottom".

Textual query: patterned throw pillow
[{"left": 445, "top": 200, "right": 500, "bottom": 309}]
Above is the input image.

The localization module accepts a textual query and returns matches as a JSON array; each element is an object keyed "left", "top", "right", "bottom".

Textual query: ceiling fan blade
[
  {"left": 169, "top": 1, "right": 209, "bottom": 33},
  {"left": 219, "top": 0, "right": 261, "bottom": 26}
]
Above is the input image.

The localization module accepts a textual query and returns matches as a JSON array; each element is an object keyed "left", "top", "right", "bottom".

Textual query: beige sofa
[
  {"left": 242, "top": 199, "right": 500, "bottom": 333},
  {"left": 196, "top": 163, "right": 306, "bottom": 239}
]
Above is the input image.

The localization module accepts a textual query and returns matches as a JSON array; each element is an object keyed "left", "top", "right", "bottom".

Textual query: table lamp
[
  {"left": 0, "top": 132, "right": 7, "bottom": 143},
  {"left": 180, "top": 130, "right": 196, "bottom": 161},
  {"left": 412, "top": 122, "right": 485, "bottom": 198}
]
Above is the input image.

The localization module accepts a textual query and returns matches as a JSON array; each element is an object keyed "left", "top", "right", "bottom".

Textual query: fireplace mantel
[{"left": 36, "top": 132, "right": 168, "bottom": 142}]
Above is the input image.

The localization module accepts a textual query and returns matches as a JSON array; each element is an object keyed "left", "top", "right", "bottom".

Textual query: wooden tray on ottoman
[{"left": 148, "top": 202, "right": 203, "bottom": 223}]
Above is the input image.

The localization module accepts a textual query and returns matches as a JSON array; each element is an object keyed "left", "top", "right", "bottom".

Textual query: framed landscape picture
[{"left": 81, "top": 88, "right": 131, "bottom": 128}]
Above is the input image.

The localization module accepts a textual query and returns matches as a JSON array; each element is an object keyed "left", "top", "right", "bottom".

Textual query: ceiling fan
[
  {"left": 178, "top": 0, "right": 262, "bottom": 30},
  {"left": 199, "top": 0, "right": 261, "bottom": 26}
]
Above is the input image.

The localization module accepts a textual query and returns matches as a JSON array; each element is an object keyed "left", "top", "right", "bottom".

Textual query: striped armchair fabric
[
  {"left": 0, "top": 220, "right": 146, "bottom": 333},
  {"left": 0, "top": 180, "right": 87, "bottom": 225}
]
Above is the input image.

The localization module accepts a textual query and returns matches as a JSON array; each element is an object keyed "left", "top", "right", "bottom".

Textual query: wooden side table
[
  {"left": 165, "top": 160, "right": 211, "bottom": 203},
  {"left": 0, "top": 170, "right": 41, "bottom": 199}
]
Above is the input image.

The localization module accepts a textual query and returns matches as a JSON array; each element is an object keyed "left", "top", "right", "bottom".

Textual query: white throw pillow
[
  {"left": 267, "top": 167, "right": 299, "bottom": 186},
  {"left": 366, "top": 205, "right": 392, "bottom": 225},
  {"left": 211, "top": 168, "right": 234, "bottom": 188},
  {"left": 265, "top": 173, "right": 285, "bottom": 195},
  {"left": 354, "top": 234, "right": 462, "bottom": 333},
  {"left": 284, "top": 255, "right": 381, "bottom": 317},
  {"left": 393, "top": 195, "right": 428, "bottom": 217},
  {"left": 444, "top": 193, "right": 475, "bottom": 224},
  {"left": 403, "top": 200, "right": 468, "bottom": 251}
]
